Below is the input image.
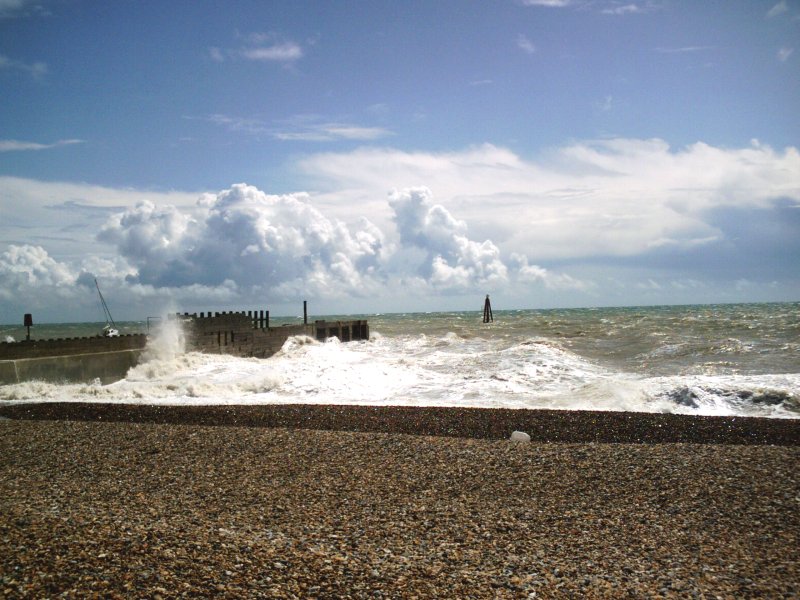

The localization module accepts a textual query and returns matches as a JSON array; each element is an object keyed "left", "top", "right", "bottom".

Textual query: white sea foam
[{"left": 643, "top": 374, "right": 800, "bottom": 418}]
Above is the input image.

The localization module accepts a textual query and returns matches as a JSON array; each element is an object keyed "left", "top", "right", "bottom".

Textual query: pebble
[
  {"left": 1, "top": 414, "right": 798, "bottom": 598},
  {"left": 510, "top": 430, "right": 531, "bottom": 443}
]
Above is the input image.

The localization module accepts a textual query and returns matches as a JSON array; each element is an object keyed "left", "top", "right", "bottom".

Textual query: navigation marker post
[{"left": 482, "top": 294, "right": 494, "bottom": 323}]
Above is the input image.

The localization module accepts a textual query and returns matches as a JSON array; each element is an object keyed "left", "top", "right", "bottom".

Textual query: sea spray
[
  {"left": 124, "top": 317, "right": 188, "bottom": 381},
  {"left": 140, "top": 317, "right": 186, "bottom": 363},
  {"left": 276, "top": 335, "right": 320, "bottom": 357}
]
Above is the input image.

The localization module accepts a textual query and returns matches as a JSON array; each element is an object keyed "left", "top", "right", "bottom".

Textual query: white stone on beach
[{"left": 510, "top": 430, "right": 531, "bottom": 443}]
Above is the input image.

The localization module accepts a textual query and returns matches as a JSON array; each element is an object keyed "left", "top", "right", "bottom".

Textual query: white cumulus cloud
[
  {"left": 88, "top": 184, "right": 545, "bottom": 302},
  {"left": 0, "top": 244, "right": 76, "bottom": 304},
  {"left": 98, "top": 183, "right": 388, "bottom": 300},
  {"left": 389, "top": 187, "right": 508, "bottom": 292}
]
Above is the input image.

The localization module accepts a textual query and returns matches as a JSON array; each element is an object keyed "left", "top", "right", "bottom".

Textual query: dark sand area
[{"left": 1, "top": 404, "right": 799, "bottom": 598}]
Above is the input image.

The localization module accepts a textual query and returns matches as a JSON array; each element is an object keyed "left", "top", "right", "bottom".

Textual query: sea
[{"left": 1, "top": 302, "right": 798, "bottom": 418}]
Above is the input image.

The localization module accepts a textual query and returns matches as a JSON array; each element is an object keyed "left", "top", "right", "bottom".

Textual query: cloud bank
[
  {"left": 1, "top": 137, "right": 798, "bottom": 319},
  {"left": 92, "top": 182, "right": 536, "bottom": 301},
  {"left": 0, "top": 180, "right": 572, "bottom": 319},
  {"left": 300, "top": 138, "right": 800, "bottom": 261}
]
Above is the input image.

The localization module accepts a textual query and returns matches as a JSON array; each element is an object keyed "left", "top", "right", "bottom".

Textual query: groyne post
[{"left": 304, "top": 301, "right": 308, "bottom": 325}]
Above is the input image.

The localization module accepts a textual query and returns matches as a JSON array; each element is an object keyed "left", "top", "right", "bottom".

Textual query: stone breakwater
[{"left": 1, "top": 415, "right": 798, "bottom": 599}]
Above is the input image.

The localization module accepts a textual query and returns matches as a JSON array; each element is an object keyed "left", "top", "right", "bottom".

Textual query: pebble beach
[{"left": 2, "top": 404, "right": 799, "bottom": 598}]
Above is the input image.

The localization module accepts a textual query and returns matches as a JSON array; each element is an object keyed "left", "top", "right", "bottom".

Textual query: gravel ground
[
  {"left": 1, "top": 403, "right": 798, "bottom": 445},
  {"left": 1, "top": 410, "right": 799, "bottom": 599}
]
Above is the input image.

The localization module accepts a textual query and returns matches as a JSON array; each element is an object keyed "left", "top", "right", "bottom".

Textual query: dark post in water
[
  {"left": 482, "top": 295, "right": 493, "bottom": 323},
  {"left": 303, "top": 300, "right": 308, "bottom": 325},
  {"left": 24, "top": 313, "right": 33, "bottom": 340}
]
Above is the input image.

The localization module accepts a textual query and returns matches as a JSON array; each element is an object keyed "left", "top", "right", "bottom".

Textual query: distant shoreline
[{"left": 2, "top": 402, "right": 798, "bottom": 445}]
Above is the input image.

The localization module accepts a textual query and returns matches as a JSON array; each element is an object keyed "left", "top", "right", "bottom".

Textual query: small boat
[
  {"left": 101, "top": 324, "right": 119, "bottom": 338},
  {"left": 95, "top": 278, "right": 120, "bottom": 337}
]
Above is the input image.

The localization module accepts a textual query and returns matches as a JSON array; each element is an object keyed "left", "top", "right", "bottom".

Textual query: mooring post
[
  {"left": 483, "top": 294, "right": 494, "bottom": 323},
  {"left": 23, "top": 313, "right": 33, "bottom": 341},
  {"left": 303, "top": 301, "right": 308, "bottom": 325}
]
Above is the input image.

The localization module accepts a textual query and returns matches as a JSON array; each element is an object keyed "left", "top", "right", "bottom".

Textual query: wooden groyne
[
  {"left": 178, "top": 310, "right": 369, "bottom": 358},
  {"left": 0, "top": 308, "right": 369, "bottom": 384}
]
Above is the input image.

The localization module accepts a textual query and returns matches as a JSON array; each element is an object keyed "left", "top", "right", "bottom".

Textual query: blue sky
[{"left": 1, "top": 0, "right": 799, "bottom": 322}]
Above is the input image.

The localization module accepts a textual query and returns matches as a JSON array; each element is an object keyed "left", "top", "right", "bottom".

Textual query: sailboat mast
[{"left": 95, "top": 278, "right": 117, "bottom": 329}]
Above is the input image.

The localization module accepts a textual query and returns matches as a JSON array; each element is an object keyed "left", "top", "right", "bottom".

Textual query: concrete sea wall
[
  {"left": 0, "top": 349, "right": 143, "bottom": 385},
  {"left": 0, "top": 335, "right": 147, "bottom": 385}
]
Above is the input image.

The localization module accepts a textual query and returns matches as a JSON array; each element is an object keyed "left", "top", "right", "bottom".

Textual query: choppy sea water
[{"left": 1, "top": 303, "right": 798, "bottom": 418}]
